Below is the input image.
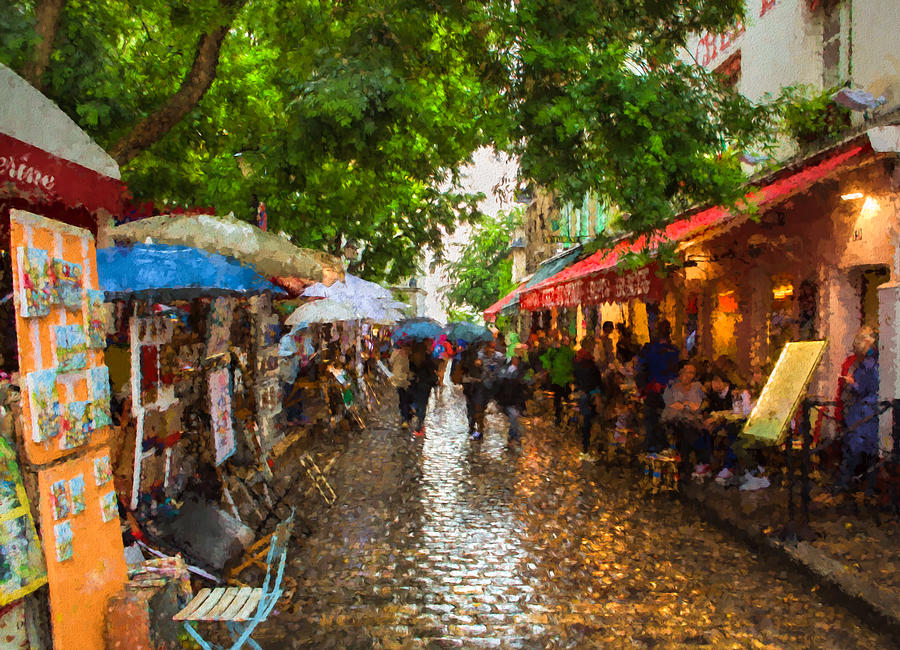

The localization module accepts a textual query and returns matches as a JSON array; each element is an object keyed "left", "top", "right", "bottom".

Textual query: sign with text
[{"left": 520, "top": 263, "right": 663, "bottom": 311}]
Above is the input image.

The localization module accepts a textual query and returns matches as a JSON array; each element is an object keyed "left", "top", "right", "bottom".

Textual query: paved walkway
[{"left": 253, "top": 388, "right": 893, "bottom": 648}]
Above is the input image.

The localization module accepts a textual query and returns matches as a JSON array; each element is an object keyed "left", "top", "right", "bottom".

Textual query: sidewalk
[{"left": 679, "top": 475, "right": 900, "bottom": 632}]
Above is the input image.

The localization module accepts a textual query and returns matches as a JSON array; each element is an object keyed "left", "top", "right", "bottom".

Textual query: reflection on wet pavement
[{"left": 257, "top": 388, "right": 891, "bottom": 648}]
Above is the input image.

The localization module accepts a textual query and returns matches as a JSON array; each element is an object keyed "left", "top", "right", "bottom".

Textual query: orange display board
[{"left": 10, "top": 210, "right": 126, "bottom": 650}]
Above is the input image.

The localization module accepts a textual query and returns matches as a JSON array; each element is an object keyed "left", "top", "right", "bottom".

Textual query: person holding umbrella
[{"left": 408, "top": 338, "right": 439, "bottom": 437}]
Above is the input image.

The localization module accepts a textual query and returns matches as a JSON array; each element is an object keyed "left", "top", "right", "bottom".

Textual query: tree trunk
[
  {"left": 21, "top": 0, "right": 66, "bottom": 90},
  {"left": 109, "top": 0, "right": 247, "bottom": 166}
]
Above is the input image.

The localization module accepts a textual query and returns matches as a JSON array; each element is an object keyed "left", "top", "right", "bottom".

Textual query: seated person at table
[
  {"left": 661, "top": 361, "right": 706, "bottom": 471},
  {"left": 703, "top": 369, "right": 752, "bottom": 482}
]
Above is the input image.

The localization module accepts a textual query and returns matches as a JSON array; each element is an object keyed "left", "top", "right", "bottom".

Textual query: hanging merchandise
[
  {"left": 54, "top": 324, "right": 87, "bottom": 373},
  {"left": 207, "top": 297, "right": 234, "bottom": 358},
  {"left": 17, "top": 247, "right": 52, "bottom": 318},
  {"left": 84, "top": 289, "right": 108, "bottom": 349},
  {"left": 208, "top": 367, "right": 235, "bottom": 466},
  {"left": 26, "top": 369, "right": 60, "bottom": 443},
  {"left": 51, "top": 259, "right": 83, "bottom": 310},
  {"left": 0, "top": 437, "right": 46, "bottom": 606}
]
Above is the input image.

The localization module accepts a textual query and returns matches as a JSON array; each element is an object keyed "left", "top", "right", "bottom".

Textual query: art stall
[
  {"left": 10, "top": 211, "right": 127, "bottom": 650},
  {"left": 97, "top": 243, "right": 289, "bottom": 578},
  {"left": 0, "top": 62, "right": 131, "bottom": 650}
]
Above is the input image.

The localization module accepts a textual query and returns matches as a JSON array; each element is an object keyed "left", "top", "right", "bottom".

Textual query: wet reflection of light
[{"left": 414, "top": 391, "right": 529, "bottom": 633}]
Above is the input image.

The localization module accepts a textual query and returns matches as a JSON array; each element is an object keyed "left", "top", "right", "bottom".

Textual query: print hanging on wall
[
  {"left": 26, "top": 369, "right": 60, "bottom": 443},
  {"left": 206, "top": 297, "right": 233, "bottom": 358},
  {"left": 60, "top": 401, "right": 93, "bottom": 450},
  {"left": 17, "top": 247, "right": 52, "bottom": 318},
  {"left": 55, "top": 324, "right": 87, "bottom": 373},
  {"left": 50, "top": 259, "right": 83, "bottom": 310},
  {"left": 68, "top": 475, "right": 85, "bottom": 515},
  {"left": 93, "top": 455, "right": 112, "bottom": 486},
  {"left": 89, "top": 366, "right": 112, "bottom": 429},
  {"left": 53, "top": 521, "right": 73, "bottom": 562},
  {"left": 84, "top": 289, "right": 108, "bottom": 349},
  {"left": 208, "top": 367, "right": 235, "bottom": 465},
  {"left": 49, "top": 480, "right": 69, "bottom": 521},
  {"left": 99, "top": 491, "right": 117, "bottom": 523}
]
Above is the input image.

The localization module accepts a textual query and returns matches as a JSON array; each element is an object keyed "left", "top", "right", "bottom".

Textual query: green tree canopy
[
  {"left": 443, "top": 208, "right": 522, "bottom": 319},
  {"left": 1, "top": 0, "right": 775, "bottom": 281}
]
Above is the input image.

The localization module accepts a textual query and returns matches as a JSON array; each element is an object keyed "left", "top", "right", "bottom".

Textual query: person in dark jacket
[
  {"left": 636, "top": 320, "right": 680, "bottom": 452},
  {"left": 836, "top": 328, "right": 880, "bottom": 494},
  {"left": 455, "top": 343, "right": 487, "bottom": 439},
  {"left": 574, "top": 338, "right": 604, "bottom": 461},
  {"left": 495, "top": 351, "right": 528, "bottom": 443},
  {"left": 408, "top": 339, "right": 438, "bottom": 436}
]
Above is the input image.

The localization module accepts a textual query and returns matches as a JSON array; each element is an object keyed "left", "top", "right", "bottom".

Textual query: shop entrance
[{"left": 860, "top": 266, "right": 890, "bottom": 330}]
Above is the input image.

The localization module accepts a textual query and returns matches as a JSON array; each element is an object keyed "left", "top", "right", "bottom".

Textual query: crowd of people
[{"left": 385, "top": 318, "right": 884, "bottom": 496}]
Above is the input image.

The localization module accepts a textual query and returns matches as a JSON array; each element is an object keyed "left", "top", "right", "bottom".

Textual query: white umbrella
[{"left": 285, "top": 298, "right": 362, "bottom": 325}]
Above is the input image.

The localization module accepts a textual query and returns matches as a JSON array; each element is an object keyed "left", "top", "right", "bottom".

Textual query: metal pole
[
  {"left": 785, "top": 428, "right": 795, "bottom": 541},
  {"left": 800, "top": 400, "right": 812, "bottom": 528}
]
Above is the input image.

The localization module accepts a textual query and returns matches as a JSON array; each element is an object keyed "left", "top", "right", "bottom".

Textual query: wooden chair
[{"left": 174, "top": 511, "right": 294, "bottom": 650}]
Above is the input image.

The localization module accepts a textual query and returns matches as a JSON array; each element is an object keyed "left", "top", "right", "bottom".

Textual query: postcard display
[
  {"left": 10, "top": 211, "right": 127, "bottom": 650},
  {"left": 128, "top": 314, "right": 176, "bottom": 510},
  {"left": 252, "top": 295, "right": 282, "bottom": 456}
]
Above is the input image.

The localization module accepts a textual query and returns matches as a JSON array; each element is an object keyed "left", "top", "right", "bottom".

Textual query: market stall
[{"left": 97, "top": 243, "right": 288, "bottom": 569}]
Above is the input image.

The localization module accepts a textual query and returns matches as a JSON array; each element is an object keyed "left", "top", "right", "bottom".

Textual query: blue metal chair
[{"left": 174, "top": 511, "right": 294, "bottom": 650}]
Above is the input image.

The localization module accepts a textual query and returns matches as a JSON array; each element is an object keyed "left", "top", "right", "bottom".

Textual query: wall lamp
[{"left": 841, "top": 192, "right": 864, "bottom": 201}]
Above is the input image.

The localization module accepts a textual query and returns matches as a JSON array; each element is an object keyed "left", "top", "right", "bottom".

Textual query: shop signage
[
  {"left": 0, "top": 132, "right": 125, "bottom": 215},
  {"left": 520, "top": 263, "right": 663, "bottom": 311}
]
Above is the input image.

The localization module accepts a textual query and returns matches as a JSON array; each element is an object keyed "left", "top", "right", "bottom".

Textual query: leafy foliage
[
  {"left": 777, "top": 84, "right": 852, "bottom": 147},
  {"left": 1, "top": 0, "right": 780, "bottom": 282},
  {"left": 444, "top": 209, "right": 523, "bottom": 317}
]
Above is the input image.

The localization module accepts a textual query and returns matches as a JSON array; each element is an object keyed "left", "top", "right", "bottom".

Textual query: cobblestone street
[{"left": 255, "top": 389, "right": 894, "bottom": 648}]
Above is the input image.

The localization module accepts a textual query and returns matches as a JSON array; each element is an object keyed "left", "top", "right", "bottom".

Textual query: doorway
[{"left": 860, "top": 266, "right": 890, "bottom": 330}]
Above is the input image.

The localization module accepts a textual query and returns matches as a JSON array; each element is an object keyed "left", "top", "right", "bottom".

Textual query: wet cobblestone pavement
[{"left": 254, "top": 388, "right": 894, "bottom": 648}]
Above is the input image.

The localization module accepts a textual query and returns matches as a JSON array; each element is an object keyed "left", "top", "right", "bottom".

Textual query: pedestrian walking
[
  {"left": 432, "top": 334, "right": 453, "bottom": 399},
  {"left": 836, "top": 327, "right": 880, "bottom": 494},
  {"left": 636, "top": 320, "right": 680, "bottom": 452},
  {"left": 541, "top": 333, "right": 575, "bottom": 427},
  {"left": 574, "top": 338, "right": 604, "bottom": 462},
  {"left": 390, "top": 341, "right": 412, "bottom": 427},
  {"left": 496, "top": 349, "right": 528, "bottom": 444},
  {"left": 408, "top": 339, "right": 439, "bottom": 436},
  {"left": 453, "top": 342, "right": 487, "bottom": 439}
]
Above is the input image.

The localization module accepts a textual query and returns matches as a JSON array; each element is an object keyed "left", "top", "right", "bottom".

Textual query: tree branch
[
  {"left": 109, "top": 0, "right": 247, "bottom": 166},
  {"left": 21, "top": 0, "right": 66, "bottom": 90}
]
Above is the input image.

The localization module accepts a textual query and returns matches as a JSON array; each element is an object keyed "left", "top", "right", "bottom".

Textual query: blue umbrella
[
  {"left": 98, "top": 243, "right": 285, "bottom": 300},
  {"left": 446, "top": 321, "right": 493, "bottom": 344},
  {"left": 391, "top": 317, "right": 444, "bottom": 343}
]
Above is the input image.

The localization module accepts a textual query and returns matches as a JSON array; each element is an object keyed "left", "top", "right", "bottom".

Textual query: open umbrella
[
  {"left": 110, "top": 212, "right": 343, "bottom": 283},
  {"left": 446, "top": 321, "right": 493, "bottom": 344},
  {"left": 97, "top": 243, "right": 285, "bottom": 300},
  {"left": 284, "top": 298, "right": 362, "bottom": 325},
  {"left": 391, "top": 317, "right": 444, "bottom": 343}
]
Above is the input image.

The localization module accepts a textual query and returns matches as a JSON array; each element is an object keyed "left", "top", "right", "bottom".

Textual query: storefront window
[
  {"left": 860, "top": 266, "right": 889, "bottom": 330},
  {"left": 768, "top": 274, "right": 796, "bottom": 363}
]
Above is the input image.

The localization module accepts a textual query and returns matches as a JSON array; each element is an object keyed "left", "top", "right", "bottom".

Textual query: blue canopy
[{"left": 98, "top": 243, "right": 285, "bottom": 299}]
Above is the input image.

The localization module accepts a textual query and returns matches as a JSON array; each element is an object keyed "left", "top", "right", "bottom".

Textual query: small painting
[
  {"left": 55, "top": 325, "right": 87, "bottom": 373},
  {"left": 18, "top": 247, "right": 52, "bottom": 318},
  {"left": 84, "top": 289, "right": 108, "bottom": 349},
  {"left": 60, "top": 401, "right": 93, "bottom": 450},
  {"left": 208, "top": 368, "right": 235, "bottom": 465},
  {"left": 99, "top": 491, "right": 117, "bottom": 523},
  {"left": 49, "top": 480, "right": 69, "bottom": 520},
  {"left": 93, "top": 455, "right": 112, "bottom": 486},
  {"left": 53, "top": 521, "right": 73, "bottom": 562},
  {"left": 26, "top": 369, "right": 60, "bottom": 443},
  {"left": 89, "top": 366, "right": 112, "bottom": 429},
  {"left": 51, "top": 259, "right": 83, "bottom": 310},
  {"left": 68, "top": 475, "right": 85, "bottom": 515}
]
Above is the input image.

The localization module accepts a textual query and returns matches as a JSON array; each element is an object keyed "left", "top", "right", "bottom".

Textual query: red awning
[
  {"left": 484, "top": 279, "right": 530, "bottom": 322},
  {"left": 520, "top": 142, "right": 870, "bottom": 311},
  {"left": 0, "top": 132, "right": 126, "bottom": 217}
]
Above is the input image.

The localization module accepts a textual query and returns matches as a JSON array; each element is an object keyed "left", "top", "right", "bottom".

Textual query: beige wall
[{"left": 852, "top": 0, "right": 900, "bottom": 110}]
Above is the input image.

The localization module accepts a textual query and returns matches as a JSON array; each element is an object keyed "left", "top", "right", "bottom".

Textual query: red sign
[
  {"left": 0, "top": 132, "right": 125, "bottom": 216},
  {"left": 693, "top": 21, "right": 745, "bottom": 67},
  {"left": 520, "top": 263, "right": 663, "bottom": 311}
]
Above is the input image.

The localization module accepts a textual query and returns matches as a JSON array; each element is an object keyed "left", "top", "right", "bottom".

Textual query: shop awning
[
  {"left": 98, "top": 243, "right": 286, "bottom": 300},
  {"left": 483, "top": 278, "right": 530, "bottom": 322},
  {"left": 520, "top": 141, "right": 871, "bottom": 311}
]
